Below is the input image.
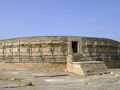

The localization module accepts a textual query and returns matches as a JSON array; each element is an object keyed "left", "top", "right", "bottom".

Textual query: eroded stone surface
[
  {"left": 0, "top": 36, "right": 119, "bottom": 76},
  {"left": 0, "top": 69, "right": 119, "bottom": 90}
]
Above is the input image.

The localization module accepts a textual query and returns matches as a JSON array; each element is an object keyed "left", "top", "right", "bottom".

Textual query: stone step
[{"left": 67, "top": 61, "right": 108, "bottom": 76}]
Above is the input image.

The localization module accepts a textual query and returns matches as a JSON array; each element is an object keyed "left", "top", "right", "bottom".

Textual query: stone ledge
[{"left": 67, "top": 61, "right": 108, "bottom": 76}]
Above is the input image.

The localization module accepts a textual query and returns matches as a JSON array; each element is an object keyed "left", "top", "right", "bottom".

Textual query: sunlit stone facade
[{"left": 0, "top": 36, "right": 119, "bottom": 68}]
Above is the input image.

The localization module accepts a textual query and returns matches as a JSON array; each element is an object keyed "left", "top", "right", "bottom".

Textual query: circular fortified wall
[{"left": 0, "top": 36, "right": 119, "bottom": 71}]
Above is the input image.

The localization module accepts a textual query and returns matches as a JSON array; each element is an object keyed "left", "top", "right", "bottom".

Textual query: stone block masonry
[
  {"left": 0, "top": 36, "right": 119, "bottom": 73},
  {"left": 67, "top": 61, "right": 108, "bottom": 76}
]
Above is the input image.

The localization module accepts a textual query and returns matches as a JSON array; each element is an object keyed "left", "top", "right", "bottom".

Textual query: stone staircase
[{"left": 67, "top": 55, "right": 108, "bottom": 76}]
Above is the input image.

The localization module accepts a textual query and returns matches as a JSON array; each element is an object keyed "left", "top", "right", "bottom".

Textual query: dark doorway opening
[{"left": 72, "top": 41, "right": 78, "bottom": 53}]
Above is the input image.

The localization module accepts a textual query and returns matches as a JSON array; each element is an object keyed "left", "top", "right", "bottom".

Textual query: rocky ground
[{"left": 0, "top": 69, "right": 119, "bottom": 90}]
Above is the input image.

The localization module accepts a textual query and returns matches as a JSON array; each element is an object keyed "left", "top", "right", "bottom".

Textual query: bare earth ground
[{"left": 0, "top": 69, "right": 119, "bottom": 90}]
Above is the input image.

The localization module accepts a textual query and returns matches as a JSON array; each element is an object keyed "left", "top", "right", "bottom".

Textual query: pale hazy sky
[{"left": 0, "top": 0, "right": 120, "bottom": 41}]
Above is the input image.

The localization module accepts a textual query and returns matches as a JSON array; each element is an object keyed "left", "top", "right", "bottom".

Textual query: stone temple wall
[
  {"left": 0, "top": 36, "right": 68, "bottom": 63},
  {"left": 81, "top": 37, "right": 120, "bottom": 61},
  {"left": 0, "top": 36, "right": 119, "bottom": 71}
]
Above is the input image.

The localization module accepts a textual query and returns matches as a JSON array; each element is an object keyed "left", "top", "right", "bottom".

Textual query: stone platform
[
  {"left": 67, "top": 61, "right": 108, "bottom": 76},
  {"left": 0, "top": 62, "right": 66, "bottom": 72}
]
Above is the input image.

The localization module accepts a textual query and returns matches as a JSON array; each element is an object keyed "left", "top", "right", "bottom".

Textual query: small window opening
[{"left": 72, "top": 41, "right": 78, "bottom": 53}]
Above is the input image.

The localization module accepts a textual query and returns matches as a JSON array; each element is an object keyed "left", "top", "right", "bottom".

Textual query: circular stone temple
[{"left": 0, "top": 36, "right": 119, "bottom": 73}]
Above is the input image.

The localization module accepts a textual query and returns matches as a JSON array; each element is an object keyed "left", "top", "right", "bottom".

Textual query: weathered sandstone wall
[{"left": 0, "top": 36, "right": 119, "bottom": 71}]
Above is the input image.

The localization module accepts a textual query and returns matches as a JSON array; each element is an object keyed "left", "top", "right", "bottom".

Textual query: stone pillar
[
  {"left": 68, "top": 41, "right": 72, "bottom": 55},
  {"left": 79, "top": 39, "right": 83, "bottom": 54}
]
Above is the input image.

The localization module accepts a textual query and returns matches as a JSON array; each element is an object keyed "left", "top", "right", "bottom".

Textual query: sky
[{"left": 0, "top": 0, "right": 120, "bottom": 41}]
